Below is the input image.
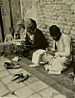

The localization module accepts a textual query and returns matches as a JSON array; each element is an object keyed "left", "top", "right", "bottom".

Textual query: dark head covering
[
  {"left": 49, "top": 25, "right": 61, "bottom": 41},
  {"left": 49, "top": 25, "right": 60, "bottom": 36}
]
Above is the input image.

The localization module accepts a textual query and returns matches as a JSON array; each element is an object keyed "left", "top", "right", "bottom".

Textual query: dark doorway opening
[{"left": 0, "top": 6, "right": 4, "bottom": 42}]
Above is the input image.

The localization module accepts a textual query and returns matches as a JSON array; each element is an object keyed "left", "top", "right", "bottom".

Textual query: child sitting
[{"left": 4, "top": 27, "right": 13, "bottom": 42}]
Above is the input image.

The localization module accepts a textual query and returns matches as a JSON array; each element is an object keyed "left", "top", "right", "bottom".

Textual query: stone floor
[{"left": 0, "top": 56, "right": 75, "bottom": 98}]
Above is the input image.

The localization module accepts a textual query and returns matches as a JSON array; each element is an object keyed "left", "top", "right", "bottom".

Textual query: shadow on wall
[
  {"left": 20, "top": 0, "right": 38, "bottom": 26},
  {"left": 24, "top": 7, "right": 38, "bottom": 22}
]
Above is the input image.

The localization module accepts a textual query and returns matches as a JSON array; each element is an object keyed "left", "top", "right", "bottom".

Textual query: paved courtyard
[{"left": 0, "top": 56, "right": 74, "bottom": 98}]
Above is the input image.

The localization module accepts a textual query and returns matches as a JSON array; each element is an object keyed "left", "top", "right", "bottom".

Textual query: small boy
[{"left": 14, "top": 19, "right": 25, "bottom": 39}]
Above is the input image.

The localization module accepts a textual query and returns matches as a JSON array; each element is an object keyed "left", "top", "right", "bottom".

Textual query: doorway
[{"left": 0, "top": 6, "right": 4, "bottom": 42}]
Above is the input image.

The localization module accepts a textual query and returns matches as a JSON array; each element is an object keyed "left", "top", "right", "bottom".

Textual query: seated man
[
  {"left": 16, "top": 18, "right": 48, "bottom": 59},
  {"left": 42, "top": 25, "right": 72, "bottom": 74}
]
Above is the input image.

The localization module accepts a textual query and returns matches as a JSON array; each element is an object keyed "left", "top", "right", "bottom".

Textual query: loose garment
[
  {"left": 42, "top": 33, "right": 72, "bottom": 74},
  {"left": 16, "top": 28, "right": 48, "bottom": 59}
]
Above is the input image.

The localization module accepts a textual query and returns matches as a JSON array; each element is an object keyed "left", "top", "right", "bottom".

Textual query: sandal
[
  {"left": 17, "top": 74, "right": 30, "bottom": 83},
  {"left": 12, "top": 73, "right": 23, "bottom": 81},
  {"left": 4, "top": 62, "right": 21, "bottom": 69}
]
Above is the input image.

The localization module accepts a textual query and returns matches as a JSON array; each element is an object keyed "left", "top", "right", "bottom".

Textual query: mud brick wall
[
  {"left": 14, "top": 0, "right": 75, "bottom": 61},
  {"left": 35, "top": 0, "right": 75, "bottom": 61},
  {"left": 20, "top": 0, "right": 33, "bottom": 19},
  {"left": 20, "top": 0, "right": 38, "bottom": 22}
]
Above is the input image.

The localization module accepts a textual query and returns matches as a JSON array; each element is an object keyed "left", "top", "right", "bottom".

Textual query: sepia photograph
[{"left": 0, "top": 0, "right": 75, "bottom": 98}]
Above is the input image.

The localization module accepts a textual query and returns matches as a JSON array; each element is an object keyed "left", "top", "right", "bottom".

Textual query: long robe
[{"left": 17, "top": 28, "right": 48, "bottom": 59}]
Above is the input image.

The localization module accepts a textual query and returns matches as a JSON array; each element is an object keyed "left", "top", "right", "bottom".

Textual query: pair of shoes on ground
[
  {"left": 12, "top": 73, "right": 30, "bottom": 83},
  {"left": 4, "top": 61, "right": 21, "bottom": 69}
]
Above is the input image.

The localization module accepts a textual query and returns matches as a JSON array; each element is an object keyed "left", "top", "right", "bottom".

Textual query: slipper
[
  {"left": 12, "top": 73, "right": 23, "bottom": 81},
  {"left": 4, "top": 62, "right": 21, "bottom": 69},
  {"left": 17, "top": 74, "right": 30, "bottom": 83},
  {"left": 4, "top": 61, "right": 13, "bottom": 69}
]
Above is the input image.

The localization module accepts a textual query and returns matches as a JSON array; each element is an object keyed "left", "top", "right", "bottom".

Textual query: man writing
[{"left": 43, "top": 25, "right": 72, "bottom": 74}]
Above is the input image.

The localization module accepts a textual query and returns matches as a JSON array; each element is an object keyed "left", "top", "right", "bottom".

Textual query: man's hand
[
  {"left": 49, "top": 51, "right": 55, "bottom": 56},
  {"left": 46, "top": 50, "right": 55, "bottom": 56},
  {"left": 46, "top": 47, "right": 56, "bottom": 56},
  {"left": 55, "top": 52, "right": 61, "bottom": 57}
]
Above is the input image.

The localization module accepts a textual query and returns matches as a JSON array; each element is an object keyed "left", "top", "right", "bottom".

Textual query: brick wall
[
  {"left": 20, "top": 0, "right": 38, "bottom": 22},
  {"left": 35, "top": 0, "right": 75, "bottom": 61},
  {"left": 36, "top": 0, "right": 75, "bottom": 32},
  {"left": 20, "top": 0, "right": 33, "bottom": 19}
]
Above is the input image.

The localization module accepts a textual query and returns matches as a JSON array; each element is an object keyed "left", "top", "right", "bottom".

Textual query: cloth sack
[{"left": 44, "top": 55, "right": 68, "bottom": 74}]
